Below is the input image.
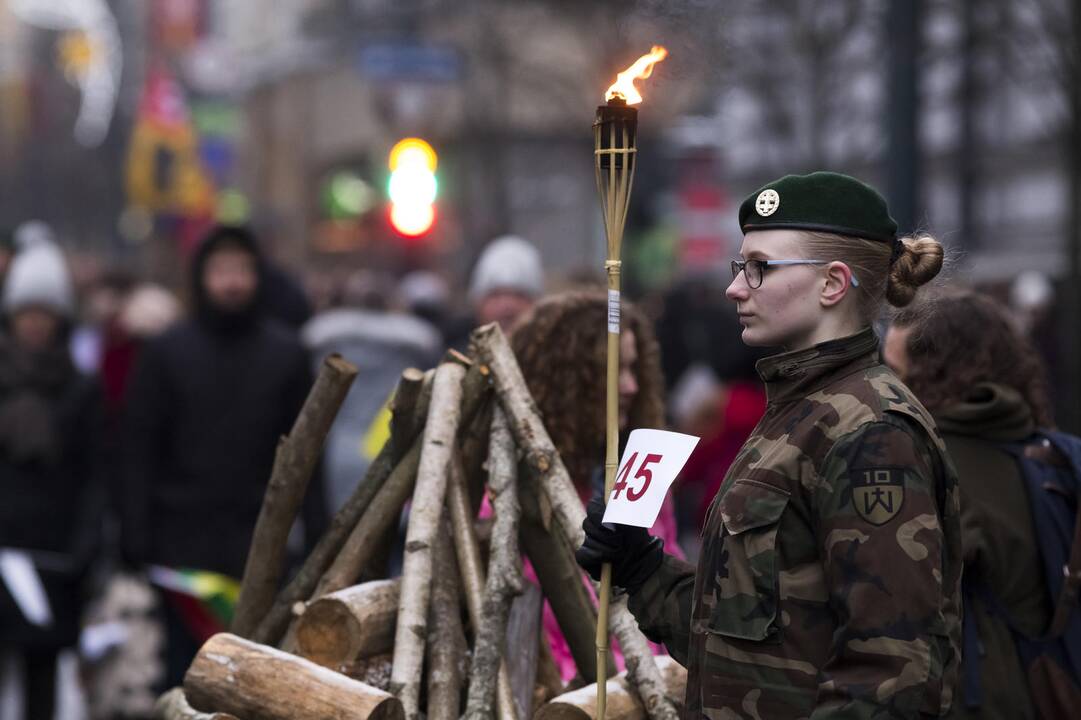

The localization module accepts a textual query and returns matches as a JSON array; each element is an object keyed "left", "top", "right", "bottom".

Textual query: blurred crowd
[{"left": 0, "top": 218, "right": 1070, "bottom": 719}]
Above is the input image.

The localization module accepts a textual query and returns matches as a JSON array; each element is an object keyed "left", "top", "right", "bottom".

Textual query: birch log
[
  {"left": 533, "top": 655, "right": 686, "bottom": 720},
  {"left": 447, "top": 454, "right": 518, "bottom": 720},
  {"left": 426, "top": 518, "right": 468, "bottom": 720},
  {"left": 232, "top": 354, "right": 358, "bottom": 638},
  {"left": 252, "top": 365, "right": 433, "bottom": 646},
  {"left": 472, "top": 323, "right": 680, "bottom": 720},
  {"left": 184, "top": 633, "right": 403, "bottom": 720},
  {"left": 294, "top": 579, "right": 400, "bottom": 670},
  {"left": 519, "top": 479, "right": 613, "bottom": 681},
  {"left": 389, "top": 361, "right": 467, "bottom": 720},
  {"left": 154, "top": 688, "right": 238, "bottom": 720},
  {"left": 463, "top": 408, "right": 524, "bottom": 720}
]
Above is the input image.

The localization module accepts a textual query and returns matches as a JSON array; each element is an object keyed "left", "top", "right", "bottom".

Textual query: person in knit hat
[
  {"left": 446, "top": 234, "right": 545, "bottom": 350},
  {"left": 0, "top": 231, "right": 104, "bottom": 720},
  {"left": 469, "top": 234, "right": 544, "bottom": 329}
]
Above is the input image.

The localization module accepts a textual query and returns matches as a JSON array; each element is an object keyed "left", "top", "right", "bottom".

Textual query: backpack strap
[
  {"left": 1017, "top": 431, "right": 1081, "bottom": 639},
  {"left": 1046, "top": 486, "right": 1081, "bottom": 638},
  {"left": 961, "top": 583, "right": 986, "bottom": 709}
]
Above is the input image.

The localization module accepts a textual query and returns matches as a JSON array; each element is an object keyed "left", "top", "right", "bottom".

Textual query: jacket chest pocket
[{"left": 703, "top": 479, "right": 790, "bottom": 643}]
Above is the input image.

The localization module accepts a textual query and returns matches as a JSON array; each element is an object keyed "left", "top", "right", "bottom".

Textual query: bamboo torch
[{"left": 592, "top": 45, "right": 667, "bottom": 720}]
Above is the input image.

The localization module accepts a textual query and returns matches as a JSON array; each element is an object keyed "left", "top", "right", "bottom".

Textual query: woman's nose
[{"left": 726, "top": 272, "right": 749, "bottom": 301}]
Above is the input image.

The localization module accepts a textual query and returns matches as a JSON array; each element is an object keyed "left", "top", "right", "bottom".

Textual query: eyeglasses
[{"left": 730, "top": 259, "right": 860, "bottom": 289}]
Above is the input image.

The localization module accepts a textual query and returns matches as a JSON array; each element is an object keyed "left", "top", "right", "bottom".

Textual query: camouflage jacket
[{"left": 628, "top": 328, "right": 962, "bottom": 719}]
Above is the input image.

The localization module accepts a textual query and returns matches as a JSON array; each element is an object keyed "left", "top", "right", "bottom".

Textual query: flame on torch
[{"left": 604, "top": 45, "right": 668, "bottom": 104}]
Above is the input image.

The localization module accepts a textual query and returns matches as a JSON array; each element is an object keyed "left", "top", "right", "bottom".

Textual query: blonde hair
[{"left": 799, "top": 231, "right": 944, "bottom": 323}]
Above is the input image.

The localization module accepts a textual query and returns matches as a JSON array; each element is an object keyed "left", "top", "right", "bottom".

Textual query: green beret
[{"left": 738, "top": 171, "right": 897, "bottom": 243}]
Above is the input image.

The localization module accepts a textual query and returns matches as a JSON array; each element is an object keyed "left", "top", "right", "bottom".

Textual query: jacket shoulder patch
[{"left": 850, "top": 467, "right": 905, "bottom": 525}]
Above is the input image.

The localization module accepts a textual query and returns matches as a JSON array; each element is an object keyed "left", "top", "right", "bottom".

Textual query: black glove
[{"left": 575, "top": 496, "right": 664, "bottom": 594}]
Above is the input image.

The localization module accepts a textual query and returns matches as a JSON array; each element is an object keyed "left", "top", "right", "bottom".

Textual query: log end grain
[
  {"left": 401, "top": 367, "right": 425, "bottom": 383},
  {"left": 325, "top": 353, "right": 360, "bottom": 378},
  {"left": 294, "top": 600, "right": 362, "bottom": 669}
]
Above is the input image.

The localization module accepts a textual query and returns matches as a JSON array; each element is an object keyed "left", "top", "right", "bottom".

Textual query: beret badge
[{"left": 755, "top": 189, "right": 780, "bottom": 217}]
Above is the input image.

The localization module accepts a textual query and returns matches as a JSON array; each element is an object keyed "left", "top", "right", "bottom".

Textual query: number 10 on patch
[{"left": 602, "top": 429, "right": 700, "bottom": 529}]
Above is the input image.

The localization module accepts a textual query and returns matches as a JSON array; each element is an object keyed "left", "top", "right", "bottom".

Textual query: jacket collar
[{"left": 756, "top": 327, "right": 880, "bottom": 405}]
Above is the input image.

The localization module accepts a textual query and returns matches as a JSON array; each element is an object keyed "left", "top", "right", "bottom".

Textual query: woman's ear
[{"left": 820, "top": 261, "right": 855, "bottom": 308}]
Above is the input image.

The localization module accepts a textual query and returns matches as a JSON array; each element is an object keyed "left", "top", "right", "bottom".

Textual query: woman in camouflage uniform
[{"left": 577, "top": 172, "right": 963, "bottom": 719}]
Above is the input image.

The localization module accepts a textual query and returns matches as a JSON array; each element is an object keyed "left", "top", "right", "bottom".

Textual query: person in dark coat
[
  {"left": 885, "top": 290, "right": 1054, "bottom": 720},
  {"left": 0, "top": 237, "right": 104, "bottom": 720},
  {"left": 123, "top": 224, "right": 326, "bottom": 688}
]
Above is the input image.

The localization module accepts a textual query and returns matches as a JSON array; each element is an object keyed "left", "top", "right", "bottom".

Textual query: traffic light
[{"left": 387, "top": 138, "right": 437, "bottom": 237}]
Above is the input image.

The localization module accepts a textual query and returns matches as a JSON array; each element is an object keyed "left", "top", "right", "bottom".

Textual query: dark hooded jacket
[
  {"left": 937, "top": 383, "right": 1051, "bottom": 720},
  {"left": 122, "top": 226, "right": 325, "bottom": 579}
]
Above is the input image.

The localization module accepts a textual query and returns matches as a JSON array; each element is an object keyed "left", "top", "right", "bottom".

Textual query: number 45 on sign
[{"left": 601, "top": 429, "right": 700, "bottom": 528}]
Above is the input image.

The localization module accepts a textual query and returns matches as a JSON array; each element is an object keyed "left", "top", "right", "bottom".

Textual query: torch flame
[{"left": 605, "top": 45, "right": 668, "bottom": 104}]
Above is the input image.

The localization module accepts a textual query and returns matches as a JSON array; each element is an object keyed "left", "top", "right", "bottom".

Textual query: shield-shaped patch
[{"left": 851, "top": 467, "right": 904, "bottom": 525}]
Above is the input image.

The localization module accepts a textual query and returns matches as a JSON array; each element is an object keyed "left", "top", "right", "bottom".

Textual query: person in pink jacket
[{"left": 510, "top": 290, "right": 684, "bottom": 684}]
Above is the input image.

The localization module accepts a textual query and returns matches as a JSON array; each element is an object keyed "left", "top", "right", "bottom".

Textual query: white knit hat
[
  {"left": 468, "top": 235, "right": 544, "bottom": 302},
  {"left": 2, "top": 238, "right": 76, "bottom": 318}
]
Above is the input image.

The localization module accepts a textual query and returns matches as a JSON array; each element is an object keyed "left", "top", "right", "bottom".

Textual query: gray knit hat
[
  {"left": 468, "top": 235, "right": 544, "bottom": 302},
  {"left": 2, "top": 235, "right": 76, "bottom": 318}
]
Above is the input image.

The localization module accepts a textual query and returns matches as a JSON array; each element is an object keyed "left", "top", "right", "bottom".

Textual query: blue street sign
[{"left": 358, "top": 44, "right": 462, "bottom": 83}]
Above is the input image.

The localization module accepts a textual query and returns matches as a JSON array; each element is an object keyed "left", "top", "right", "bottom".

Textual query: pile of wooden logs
[{"left": 157, "top": 324, "right": 685, "bottom": 720}]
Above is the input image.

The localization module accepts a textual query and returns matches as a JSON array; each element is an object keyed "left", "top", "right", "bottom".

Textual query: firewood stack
[{"left": 156, "top": 324, "right": 685, "bottom": 720}]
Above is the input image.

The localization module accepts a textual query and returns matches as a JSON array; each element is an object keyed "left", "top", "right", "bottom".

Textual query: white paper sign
[
  {"left": 602, "top": 429, "right": 700, "bottom": 528},
  {"left": 0, "top": 549, "right": 53, "bottom": 627}
]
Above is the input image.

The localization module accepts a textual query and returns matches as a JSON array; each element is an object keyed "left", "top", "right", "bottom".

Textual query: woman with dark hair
[
  {"left": 885, "top": 290, "right": 1053, "bottom": 720},
  {"left": 510, "top": 290, "right": 680, "bottom": 682},
  {"left": 511, "top": 290, "right": 665, "bottom": 494}
]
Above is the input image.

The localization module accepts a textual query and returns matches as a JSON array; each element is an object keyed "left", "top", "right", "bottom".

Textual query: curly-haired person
[
  {"left": 509, "top": 290, "right": 682, "bottom": 682},
  {"left": 885, "top": 290, "right": 1058, "bottom": 720}
]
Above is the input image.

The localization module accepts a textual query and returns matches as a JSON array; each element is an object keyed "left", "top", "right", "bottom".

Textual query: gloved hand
[{"left": 575, "top": 495, "right": 664, "bottom": 594}]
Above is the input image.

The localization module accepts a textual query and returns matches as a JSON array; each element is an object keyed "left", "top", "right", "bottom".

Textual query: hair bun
[{"left": 886, "top": 234, "right": 943, "bottom": 307}]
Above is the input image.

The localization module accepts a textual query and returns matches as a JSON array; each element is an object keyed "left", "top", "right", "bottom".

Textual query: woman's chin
[{"left": 740, "top": 326, "right": 771, "bottom": 347}]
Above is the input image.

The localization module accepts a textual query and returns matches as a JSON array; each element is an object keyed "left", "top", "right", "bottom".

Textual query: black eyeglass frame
[{"left": 729, "top": 258, "right": 860, "bottom": 289}]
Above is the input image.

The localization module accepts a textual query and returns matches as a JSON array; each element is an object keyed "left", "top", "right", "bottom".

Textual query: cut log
[
  {"left": 389, "top": 361, "right": 467, "bottom": 720},
  {"left": 504, "top": 581, "right": 542, "bottom": 720},
  {"left": 464, "top": 408, "right": 525, "bottom": 720},
  {"left": 184, "top": 633, "right": 403, "bottom": 720},
  {"left": 252, "top": 366, "right": 435, "bottom": 646},
  {"left": 232, "top": 354, "right": 358, "bottom": 638},
  {"left": 472, "top": 323, "right": 679, "bottom": 720},
  {"left": 447, "top": 452, "right": 518, "bottom": 720},
  {"left": 294, "top": 579, "right": 400, "bottom": 670},
  {"left": 154, "top": 687, "right": 238, "bottom": 720},
  {"left": 426, "top": 518, "right": 468, "bottom": 720},
  {"left": 519, "top": 478, "right": 614, "bottom": 681},
  {"left": 533, "top": 655, "right": 686, "bottom": 720},
  {"left": 389, "top": 368, "right": 429, "bottom": 463}
]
